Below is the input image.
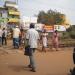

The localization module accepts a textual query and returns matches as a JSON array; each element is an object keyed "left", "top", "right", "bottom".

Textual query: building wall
[
  {"left": 0, "top": 7, "right": 8, "bottom": 28},
  {"left": 0, "top": 1, "right": 20, "bottom": 29}
]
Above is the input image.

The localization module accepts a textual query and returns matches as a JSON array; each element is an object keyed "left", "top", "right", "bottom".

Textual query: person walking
[
  {"left": 41, "top": 29, "right": 48, "bottom": 52},
  {"left": 13, "top": 26, "right": 20, "bottom": 49},
  {"left": 19, "top": 29, "right": 25, "bottom": 49},
  {"left": 26, "top": 23, "right": 40, "bottom": 72},
  {"left": 0, "top": 26, "right": 3, "bottom": 46},
  {"left": 52, "top": 30, "right": 59, "bottom": 51},
  {"left": 2, "top": 28, "right": 7, "bottom": 45}
]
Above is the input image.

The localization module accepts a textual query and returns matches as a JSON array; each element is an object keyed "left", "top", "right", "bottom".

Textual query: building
[
  {"left": 0, "top": 1, "right": 20, "bottom": 29},
  {"left": 0, "top": 7, "right": 7, "bottom": 28},
  {"left": 22, "top": 16, "right": 38, "bottom": 30}
]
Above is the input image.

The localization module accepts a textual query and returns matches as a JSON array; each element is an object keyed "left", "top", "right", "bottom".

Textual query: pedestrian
[
  {"left": 25, "top": 23, "right": 40, "bottom": 72},
  {"left": 13, "top": 25, "right": 20, "bottom": 49},
  {"left": 52, "top": 30, "right": 59, "bottom": 51},
  {"left": 41, "top": 29, "right": 48, "bottom": 52},
  {"left": 19, "top": 29, "right": 25, "bottom": 49},
  {"left": 2, "top": 28, "right": 7, "bottom": 45},
  {"left": 0, "top": 26, "right": 3, "bottom": 46}
]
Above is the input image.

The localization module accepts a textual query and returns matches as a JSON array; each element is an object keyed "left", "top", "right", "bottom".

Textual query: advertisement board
[
  {"left": 43, "top": 25, "right": 54, "bottom": 32},
  {"left": 54, "top": 25, "right": 66, "bottom": 31}
]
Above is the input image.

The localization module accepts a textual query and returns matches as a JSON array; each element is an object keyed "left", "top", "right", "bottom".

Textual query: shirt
[
  {"left": 42, "top": 33, "right": 48, "bottom": 47},
  {"left": 13, "top": 28, "right": 20, "bottom": 38},
  {"left": 26, "top": 28, "right": 40, "bottom": 48}
]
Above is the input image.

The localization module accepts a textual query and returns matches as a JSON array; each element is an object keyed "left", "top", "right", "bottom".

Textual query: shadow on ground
[{"left": 8, "top": 65, "right": 30, "bottom": 72}]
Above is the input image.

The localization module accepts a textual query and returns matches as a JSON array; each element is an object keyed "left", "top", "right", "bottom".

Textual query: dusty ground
[{"left": 0, "top": 40, "right": 74, "bottom": 75}]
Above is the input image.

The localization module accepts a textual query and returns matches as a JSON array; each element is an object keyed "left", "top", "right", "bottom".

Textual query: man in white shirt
[
  {"left": 13, "top": 26, "right": 20, "bottom": 49},
  {"left": 26, "top": 23, "right": 40, "bottom": 72},
  {"left": 0, "top": 26, "right": 3, "bottom": 46}
]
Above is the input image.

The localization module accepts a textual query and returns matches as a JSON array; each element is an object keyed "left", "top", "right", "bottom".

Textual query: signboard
[
  {"left": 23, "top": 16, "right": 37, "bottom": 23},
  {"left": 35, "top": 23, "right": 44, "bottom": 31},
  {"left": 9, "top": 11, "right": 20, "bottom": 15},
  {"left": 23, "top": 23, "right": 44, "bottom": 30},
  {"left": 54, "top": 25, "right": 66, "bottom": 31},
  {"left": 43, "top": 25, "right": 54, "bottom": 32},
  {"left": 23, "top": 17, "right": 30, "bottom": 23},
  {"left": 30, "top": 17, "right": 37, "bottom": 23},
  {"left": 8, "top": 18, "right": 19, "bottom": 22}
]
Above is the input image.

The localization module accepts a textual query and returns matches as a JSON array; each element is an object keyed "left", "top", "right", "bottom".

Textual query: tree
[
  {"left": 37, "top": 9, "right": 66, "bottom": 25},
  {"left": 67, "top": 25, "right": 75, "bottom": 39}
]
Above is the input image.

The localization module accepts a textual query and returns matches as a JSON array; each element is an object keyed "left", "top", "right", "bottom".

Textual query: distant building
[
  {"left": 22, "top": 16, "right": 37, "bottom": 29},
  {"left": 0, "top": 7, "right": 7, "bottom": 28},
  {"left": 23, "top": 16, "right": 37, "bottom": 23},
  {"left": 0, "top": 1, "right": 20, "bottom": 29}
]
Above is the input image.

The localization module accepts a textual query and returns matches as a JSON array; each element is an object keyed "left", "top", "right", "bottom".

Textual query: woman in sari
[{"left": 52, "top": 30, "right": 59, "bottom": 51}]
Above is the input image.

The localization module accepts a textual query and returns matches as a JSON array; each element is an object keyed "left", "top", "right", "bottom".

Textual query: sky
[{"left": 0, "top": 0, "right": 75, "bottom": 25}]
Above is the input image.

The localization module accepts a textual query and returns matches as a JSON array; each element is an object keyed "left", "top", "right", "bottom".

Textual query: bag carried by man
[
  {"left": 24, "top": 45, "right": 32, "bottom": 56},
  {"left": 24, "top": 39, "right": 32, "bottom": 56}
]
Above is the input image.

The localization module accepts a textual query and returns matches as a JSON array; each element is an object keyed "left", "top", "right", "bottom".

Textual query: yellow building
[{"left": 0, "top": 1, "right": 20, "bottom": 28}]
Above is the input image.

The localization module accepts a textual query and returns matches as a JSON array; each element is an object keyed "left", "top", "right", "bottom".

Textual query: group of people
[
  {"left": 0, "top": 23, "right": 59, "bottom": 72},
  {"left": 1, "top": 24, "right": 75, "bottom": 74},
  {"left": 0, "top": 24, "right": 59, "bottom": 52},
  {"left": 0, "top": 27, "right": 7, "bottom": 46},
  {"left": 41, "top": 29, "right": 59, "bottom": 52}
]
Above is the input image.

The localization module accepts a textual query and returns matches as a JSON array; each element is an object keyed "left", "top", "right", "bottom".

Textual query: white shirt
[
  {"left": 0, "top": 29, "right": 3, "bottom": 37},
  {"left": 13, "top": 28, "right": 20, "bottom": 38},
  {"left": 42, "top": 33, "right": 48, "bottom": 47},
  {"left": 26, "top": 28, "right": 40, "bottom": 48}
]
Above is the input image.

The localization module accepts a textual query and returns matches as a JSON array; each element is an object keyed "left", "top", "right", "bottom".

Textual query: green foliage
[
  {"left": 37, "top": 9, "right": 66, "bottom": 25},
  {"left": 67, "top": 25, "right": 75, "bottom": 39},
  {"left": 69, "top": 31, "right": 75, "bottom": 39},
  {"left": 61, "top": 32, "right": 70, "bottom": 39}
]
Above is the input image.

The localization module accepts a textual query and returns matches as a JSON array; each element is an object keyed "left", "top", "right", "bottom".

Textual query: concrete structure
[
  {"left": 23, "top": 16, "right": 37, "bottom": 23},
  {"left": 22, "top": 16, "right": 38, "bottom": 30},
  {"left": 0, "top": 1, "right": 20, "bottom": 29},
  {"left": 0, "top": 7, "right": 7, "bottom": 28}
]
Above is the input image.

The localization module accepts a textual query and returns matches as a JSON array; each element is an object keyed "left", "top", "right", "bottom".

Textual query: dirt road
[{"left": 0, "top": 40, "right": 74, "bottom": 75}]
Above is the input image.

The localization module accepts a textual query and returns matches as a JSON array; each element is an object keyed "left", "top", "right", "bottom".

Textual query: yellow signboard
[
  {"left": 9, "top": 11, "right": 20, "bottom": 15},
  {"left": 8, "top": 18, "right": 19, "bottom": 22},
  {"left": 43, "top": 25, "right": 54, "bottom": 32}
]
